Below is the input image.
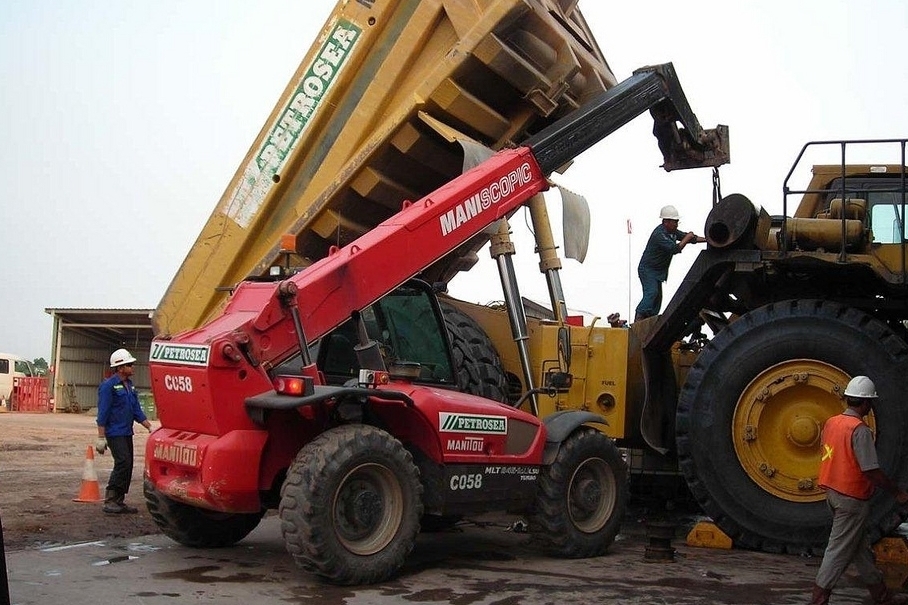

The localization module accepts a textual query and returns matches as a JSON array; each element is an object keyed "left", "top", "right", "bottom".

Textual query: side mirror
[{"left": 545, "top": 371, "right": 573, "bottom": 392}]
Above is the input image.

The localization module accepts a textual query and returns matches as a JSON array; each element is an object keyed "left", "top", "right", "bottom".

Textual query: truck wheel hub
[
  {"left": 568, "top": 458, "right": 615, "bottom": 533},
  {"left": 732, "top": 359, "right": 874, "bottom": 502},
  {"left": 571, "top": 477, "right": 601, "bottom": 512},
  {"left": 333, "top": 463, "right": 403, "bottom": 555},
  {"left": 788, "top": 416, "right": 820, "bottom": 447},
  {"left": 344, "top": 487, "right": 382, "bottom": 531}
]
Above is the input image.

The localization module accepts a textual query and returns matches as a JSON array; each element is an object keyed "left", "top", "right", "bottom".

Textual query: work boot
[
  {"left": 103, "top": 489, "right": 125, "bottom": 514},
  {"left": 808, "top": 584, "right": 831, "bottom": 605},
  {"left": 115, "top": 494, "right": 138, "bottom": 514},
  {"left": 868, "top": 582, "right": 908, "bottom": 604},
  {"left": 103, "top": 501, "right": 127, "bottom": 514}
]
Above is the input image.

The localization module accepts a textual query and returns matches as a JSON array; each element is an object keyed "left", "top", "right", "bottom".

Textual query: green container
[{"left": 138, "top": 391, "right": 157, "bottom": 420}]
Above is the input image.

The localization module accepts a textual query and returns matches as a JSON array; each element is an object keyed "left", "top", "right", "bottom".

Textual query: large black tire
[
  {"left": 533, "top": 426, "right": 628, "bottom": 557},
  {"left": 439, "top": 302, "right": 508, "bottom": 402},
  {"left": 677, "top": 299, "right": 908, "bottom": 553},
  {"left": 279, "top": 424, "right": 423, "bottom": 585},
  {"left": 143, "top": 479, "right": 264, "bottom": 547}
]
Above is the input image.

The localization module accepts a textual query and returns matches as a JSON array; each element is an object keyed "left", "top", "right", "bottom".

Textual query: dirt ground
[
  {"left": 0, "top": 412, "right": 159, "bottom": 551},
  {"left": 0, "top": 412, "right": 697, "bottom": 555},
  {"left": 7, "top": 413, "right": 908, "bottom": 603}
]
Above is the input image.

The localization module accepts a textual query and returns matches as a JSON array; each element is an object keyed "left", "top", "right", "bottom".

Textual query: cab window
[
  {"left": 318, "top": 283, "right": 455, "bottom": 386},
  {"left": 869, "top": 192, "right": 907, "bottom": 244}
]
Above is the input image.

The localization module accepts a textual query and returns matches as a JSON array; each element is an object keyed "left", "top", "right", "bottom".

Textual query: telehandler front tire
[
  {"left": 533, "top": 426, "right": 627, "bottom": 557},
  {"left": 279, "top": 424, "right": 423, "bottom": 585}
]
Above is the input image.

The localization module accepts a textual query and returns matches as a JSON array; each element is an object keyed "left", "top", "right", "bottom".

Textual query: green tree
[{"left": 32, "top": 358, "right": 48, "bottom": 376}]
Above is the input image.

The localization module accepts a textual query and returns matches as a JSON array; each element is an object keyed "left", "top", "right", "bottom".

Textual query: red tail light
[{"left": 273, "top": 375, "right": 309, "bottom": 395}]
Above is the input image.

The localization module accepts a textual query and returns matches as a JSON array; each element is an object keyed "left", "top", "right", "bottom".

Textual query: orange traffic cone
[{"left": 73, "top": 445, "right": 103, "bottom": 503}]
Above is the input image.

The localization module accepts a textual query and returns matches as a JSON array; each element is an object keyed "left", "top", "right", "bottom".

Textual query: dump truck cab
[{"left": 787, "top": 160, "right": 908, "bottom": 293}]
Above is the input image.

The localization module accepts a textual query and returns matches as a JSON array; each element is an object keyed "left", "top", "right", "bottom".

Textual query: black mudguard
[{"left": 541, "top": 410, "right": 608, "bottom": 466}]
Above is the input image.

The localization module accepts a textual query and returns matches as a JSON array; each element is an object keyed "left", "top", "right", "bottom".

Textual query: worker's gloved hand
[{"left": 95, "top": 437, "right": 108, "bottom": 455}]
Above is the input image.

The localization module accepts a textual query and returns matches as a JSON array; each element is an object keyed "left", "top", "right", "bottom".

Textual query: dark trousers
[
  {"left": 105, "top": 435, "right": 134, "bottom": 499},
  {"left": 635, "top": 266, "right": 663, "bottom": 320}
]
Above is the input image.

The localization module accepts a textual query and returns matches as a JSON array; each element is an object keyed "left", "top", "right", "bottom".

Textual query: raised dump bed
[{"left": 153, "top": 0, "right": 616, "bottom": 336}]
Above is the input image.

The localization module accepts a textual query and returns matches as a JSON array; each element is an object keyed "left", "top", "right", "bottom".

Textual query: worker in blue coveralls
[
  {"left": 634, "top": 205, "right": 705, "bottom": 322},
  {"left": 96, "top": 348, "right": 152, "bottom": 514}
]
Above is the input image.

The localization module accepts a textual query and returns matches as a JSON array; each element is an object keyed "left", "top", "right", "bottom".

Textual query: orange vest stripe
[{"left": 818, "top": 414, "right": 874, "bottom": 500}]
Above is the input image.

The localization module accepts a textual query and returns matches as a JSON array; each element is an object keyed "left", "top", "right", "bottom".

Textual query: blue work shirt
[
  {"left": 97, "top": 375, "right": 147, "bottom": 437},
  {"left": 638, "top": 224, "right": 682, "bottom": 282}
]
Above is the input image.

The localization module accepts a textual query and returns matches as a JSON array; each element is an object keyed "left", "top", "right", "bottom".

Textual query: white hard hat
[
  {"left": 110, "top": 348, "right": 137, "bottom": 368},
  {"left": 844, "top": 375, "right": 877, "bottom": 399},
  {"left": 659, "top": 205, "right": 680, "bottom": 220}
]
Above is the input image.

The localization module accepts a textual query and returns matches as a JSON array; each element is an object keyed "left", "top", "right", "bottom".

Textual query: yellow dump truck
[
  {"left": 653, "top": 142, "right": 908, "bottom": 552},
  {"left": 153, "top": 0, "right": 617, "bottom": 337}
]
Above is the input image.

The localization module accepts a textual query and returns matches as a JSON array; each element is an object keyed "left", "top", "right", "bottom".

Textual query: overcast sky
[{"left": 2, "top": 1, "right": 907, "bottom": 362}]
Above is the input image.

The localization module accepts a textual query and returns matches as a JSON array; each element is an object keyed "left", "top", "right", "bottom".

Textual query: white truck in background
[{"left": 0, "top": 353, "right": 37, "bottom": 409}]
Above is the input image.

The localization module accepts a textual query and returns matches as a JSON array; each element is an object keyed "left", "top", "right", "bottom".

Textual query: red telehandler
[{"left": 144, "top": 63, "right": 729, "bottom": 584}]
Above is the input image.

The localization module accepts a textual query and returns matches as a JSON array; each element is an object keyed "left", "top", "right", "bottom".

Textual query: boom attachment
[{"left": 526, "top": 63, "right": 729, "bottom": 174}]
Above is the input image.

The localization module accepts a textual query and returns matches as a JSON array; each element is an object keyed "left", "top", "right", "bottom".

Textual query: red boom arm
[{"left": 176, "top": 147, "right": 547, "bottom": 370}]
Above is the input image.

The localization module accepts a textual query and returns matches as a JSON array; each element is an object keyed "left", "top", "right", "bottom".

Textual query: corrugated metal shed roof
[{"left": 45, "top": 308, "right": 153, "bottom": 327}]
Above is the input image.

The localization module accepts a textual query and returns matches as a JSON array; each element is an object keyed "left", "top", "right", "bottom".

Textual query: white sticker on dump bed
[
  {"left": 223, "top": 19, "right": 362, "bottom": 228},
  {"left": 150, "top": 343, "right": 210, "bottom": 366}
]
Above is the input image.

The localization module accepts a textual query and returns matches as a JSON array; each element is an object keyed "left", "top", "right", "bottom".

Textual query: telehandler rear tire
[
  {"left": 143, "top": 479, "right": 264, "bottom": 547},
  {"left": 279, "top": 424, "right": 423, "bottom": 585},
  {"left": 677, "top": 299, "right": 908, "bottom": 553},
  {"left": 533, "top": 426, "right": 627, "bottom": 557}
]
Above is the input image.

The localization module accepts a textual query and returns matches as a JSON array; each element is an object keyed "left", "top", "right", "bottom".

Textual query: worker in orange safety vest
[{"left": 810, "top": 376, "right": 908, "bottom": 605}]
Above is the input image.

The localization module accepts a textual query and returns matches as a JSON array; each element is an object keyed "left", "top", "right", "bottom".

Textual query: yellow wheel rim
[{"left": 733, "top": 360, "right": 874, "bottom": 503}]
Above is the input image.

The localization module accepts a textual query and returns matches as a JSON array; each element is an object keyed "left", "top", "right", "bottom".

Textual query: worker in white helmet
[
  {"left": 96, "top": 348, "right": 152, "bottom": 514},
  {"left": 633, "top": 205, "right": 704, "bottom": 322},
  {"left": 811, "top": 376, "right": 908, "bottom": 605}
]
